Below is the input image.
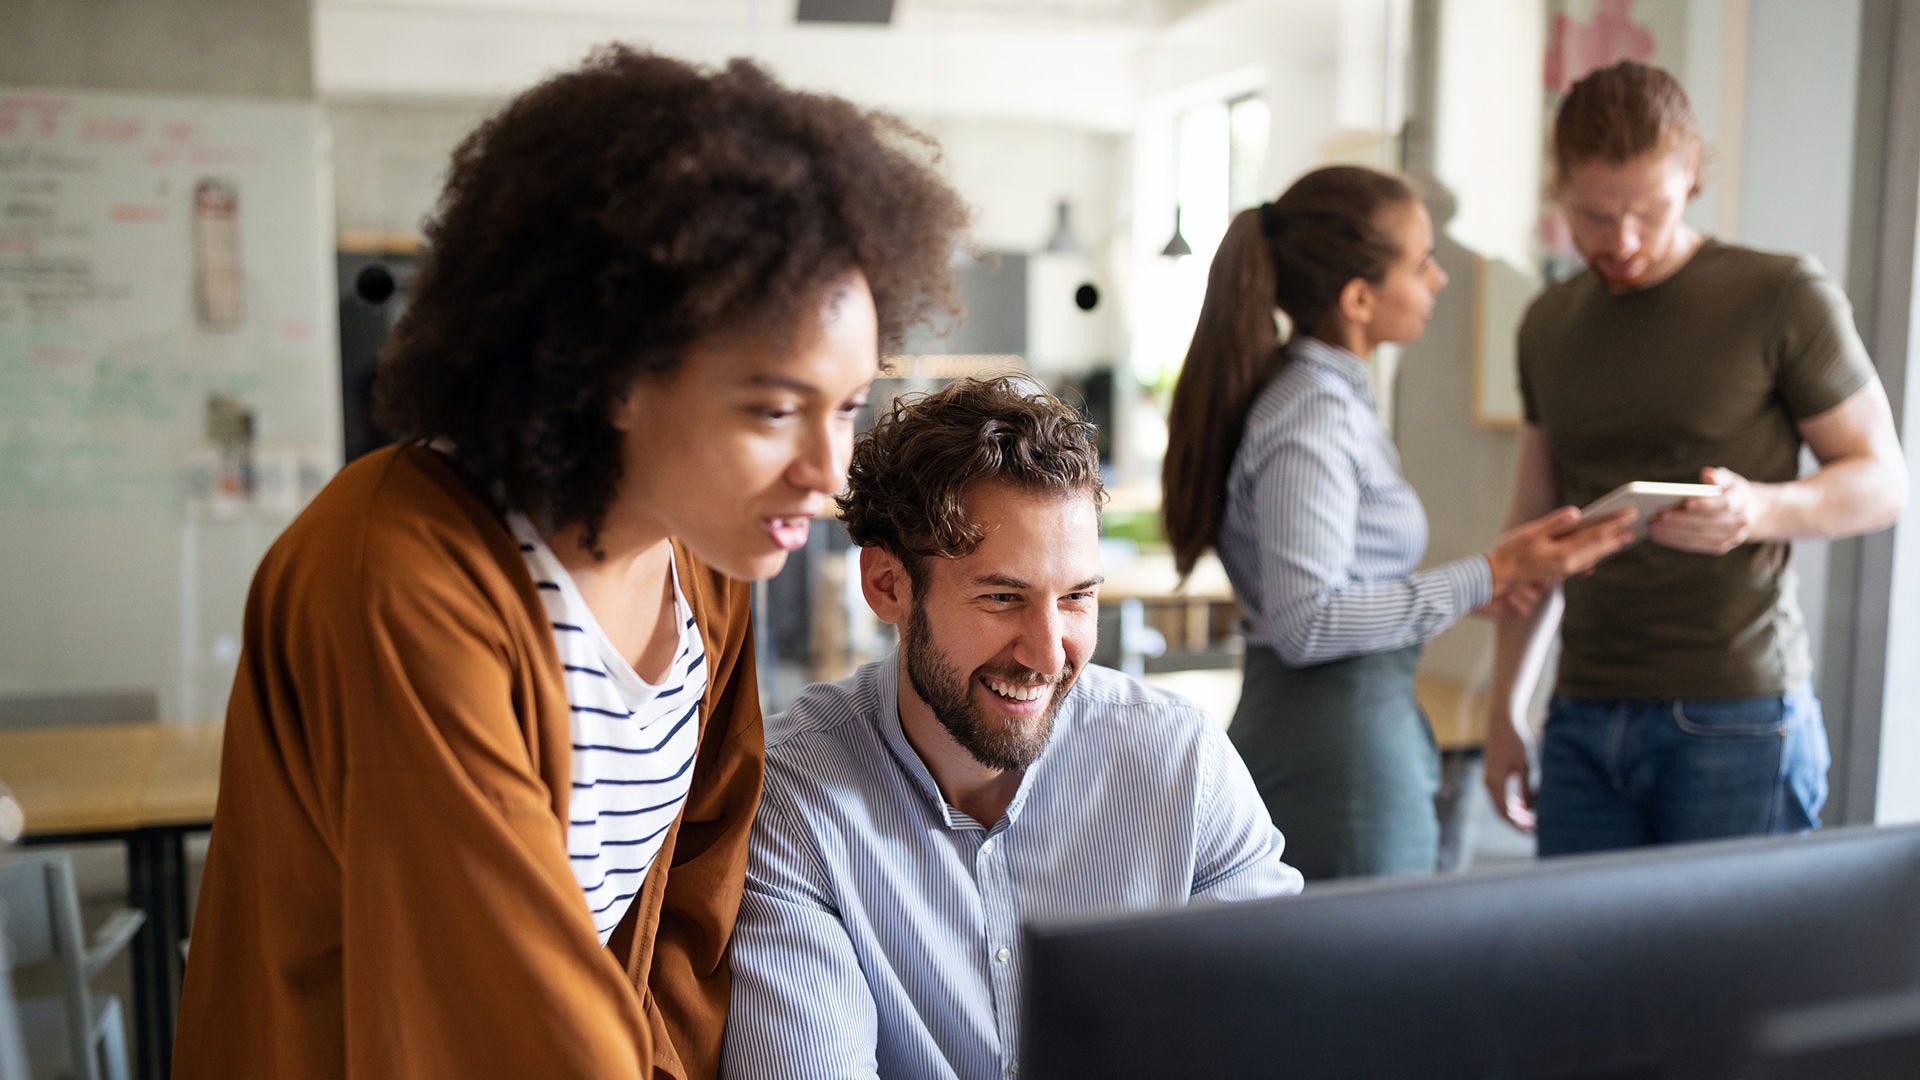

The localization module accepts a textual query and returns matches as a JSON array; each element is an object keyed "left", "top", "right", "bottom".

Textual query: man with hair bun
[
  {"left": 1483, "top": 60, "right": 1908, "bottom": 854},
  {"left": 722, "top": 377, "right": 1302, "bottom": 1080}
]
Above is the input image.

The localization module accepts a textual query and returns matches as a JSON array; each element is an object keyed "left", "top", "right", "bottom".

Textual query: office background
[{"left": 11, "top": 0, "right": 1915, "bottom": 817}]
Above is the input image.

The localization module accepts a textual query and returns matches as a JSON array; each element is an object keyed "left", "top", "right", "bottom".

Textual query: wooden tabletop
[
  {"left": 0, "top": 721, "right": 223, "bottom": 836},
  {"left": 1097, "top": 552, "right": 1492, "bottom": 753}
]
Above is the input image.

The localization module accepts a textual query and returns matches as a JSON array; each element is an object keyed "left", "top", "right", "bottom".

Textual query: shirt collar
[
  {"left": 1288, "top": 335, "right": 1373, "bottom": 399},
  {"left": 866, "top": 648, "right": 1064, "bottom": 833}
]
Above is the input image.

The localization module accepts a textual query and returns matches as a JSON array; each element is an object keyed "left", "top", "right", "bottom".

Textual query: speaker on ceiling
[{"left": 795, "top": 0, "right": 895, "bottom": 25}]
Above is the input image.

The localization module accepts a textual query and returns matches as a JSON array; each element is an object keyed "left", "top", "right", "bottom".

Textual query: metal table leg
[
  {"left": 153, "top": 829, "right": 185, "bottom": 1076},
  {"left": 125, "top": 833, "right": 163, "bottom": 1080},
  {"left": 127, "top": 829, "right": 187, "bottom": 1079}
]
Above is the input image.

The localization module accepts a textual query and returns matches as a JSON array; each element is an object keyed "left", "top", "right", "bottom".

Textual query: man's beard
[{"left": 901, "top": 599, "right": 1073, "bottom": 772}]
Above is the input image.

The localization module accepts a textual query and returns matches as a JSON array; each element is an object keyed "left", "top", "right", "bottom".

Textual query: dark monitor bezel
[{"left": 1020, "top": 824, "right": 1920, "bottom": 1080}]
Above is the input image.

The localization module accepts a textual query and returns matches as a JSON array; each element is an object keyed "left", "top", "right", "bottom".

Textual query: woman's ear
[
  {"left": 609, "top": 372, "right": 660, "bottom": 433},
  {"left": 609, "top": 388, "right": 640, "bottom": 433},
  {"left": 1337, "top": 276, "right": 1375, "bottom": 332}
]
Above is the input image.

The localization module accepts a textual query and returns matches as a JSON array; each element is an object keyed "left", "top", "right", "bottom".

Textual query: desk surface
[
  {"left": 1100, "top": 553, "right": 1490, "bottom": 752},
  {"left": 0, "top": 687, "right": 1485, "bottom": 836},
  {"left": 0, "top": 721, "right": 223, "bottom": 836}
]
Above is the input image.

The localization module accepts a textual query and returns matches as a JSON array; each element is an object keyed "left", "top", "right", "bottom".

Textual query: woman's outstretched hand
[{"left": 1485, "top": 505, "right": 1637, "bottom": 599}]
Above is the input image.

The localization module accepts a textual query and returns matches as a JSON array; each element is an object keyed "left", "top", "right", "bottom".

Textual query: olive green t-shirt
[{"left": 1518, "top": 239, "right": 1876, "bottom": 699}]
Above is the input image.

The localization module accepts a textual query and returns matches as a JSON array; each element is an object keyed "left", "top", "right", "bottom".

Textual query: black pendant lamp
[
  {"left": 1160, "top": 206, "right": 1192, "bottom": 258},
  {"left": 1044, "top": 198, "right": 1082, "bottom": 255}
]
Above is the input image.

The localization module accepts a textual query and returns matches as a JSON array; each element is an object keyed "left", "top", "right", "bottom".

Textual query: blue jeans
[{"left": 1535, "top": 687, "right": 1829, "bottom": 857}]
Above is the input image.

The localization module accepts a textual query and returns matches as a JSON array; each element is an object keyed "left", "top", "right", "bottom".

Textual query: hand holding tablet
[
  {"left": 1485, "top": 503, "right": 1640, "bottom": 607},
  {"left": 1578, "top": 481, "right": 1723, "bottom": 537}
]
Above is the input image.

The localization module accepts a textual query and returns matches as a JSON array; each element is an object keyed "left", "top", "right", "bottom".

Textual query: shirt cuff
[{"left": 1439, "top": 555, "right": 1495, "bottom": 614}]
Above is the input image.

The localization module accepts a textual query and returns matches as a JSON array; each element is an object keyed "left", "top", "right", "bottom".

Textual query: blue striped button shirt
[
  {"left": 1218, "top": 335, "right": 1493, "bottom": 666},
  {"left": 722, "top": 655, "right": 1302, "bottom": 1080}
]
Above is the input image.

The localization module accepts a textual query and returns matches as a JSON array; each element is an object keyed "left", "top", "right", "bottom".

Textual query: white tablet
[{"left": 1579, "top": 481, "right": 1721, "bottom": 533}]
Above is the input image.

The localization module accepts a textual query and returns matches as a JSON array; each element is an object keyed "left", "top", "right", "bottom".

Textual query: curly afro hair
[
  {"left": 838, "top": 376, "right": 1106, "bottom": 581},
  {"left": 374, "top": 45, "right": 971, "bottom": 550}
]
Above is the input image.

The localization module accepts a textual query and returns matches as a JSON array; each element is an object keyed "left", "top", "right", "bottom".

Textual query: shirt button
[
  {"left": 994, "top": 947, "right": 1011, "bottom": 963},
  {"left": 981, "top": 838, "right": 996, "bottom": 855}
]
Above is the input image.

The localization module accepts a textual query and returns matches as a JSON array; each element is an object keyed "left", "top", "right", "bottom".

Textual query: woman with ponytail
[{"left": 1161, "top": 165, "right": 1633, "bottom": 880}]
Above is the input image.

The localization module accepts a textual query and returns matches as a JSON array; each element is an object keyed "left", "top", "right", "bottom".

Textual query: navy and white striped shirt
[
  {"left": 1218, "top": 336, "right": 1492, "bottom": 665},
  {"left": 722, "top": 655, "right": 1302, "bottom": 1080},
  {"left": 508, "top": 513, "right": 706, "bottom": 943}
]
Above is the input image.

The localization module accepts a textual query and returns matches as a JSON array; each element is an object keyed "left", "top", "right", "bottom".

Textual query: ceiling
[
  {"left": 319, "top": 0, "right": 1226, "bottom": 28},
  {"left": 314, "top": 0, "right": 1346, "bottom": 129}
]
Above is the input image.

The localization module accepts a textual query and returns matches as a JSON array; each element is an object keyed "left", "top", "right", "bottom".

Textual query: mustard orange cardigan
[{"left": 174, "top": 445, "right": 763, "bottom": 1079}]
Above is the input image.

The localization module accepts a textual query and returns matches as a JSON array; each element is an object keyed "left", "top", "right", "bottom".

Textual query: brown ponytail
[
  {"left": 1162, "top": 208, "right": 1279, "bottom": 578},
  {"left": 1161, "top": 165, "right": 1416, "bottom": 578}
]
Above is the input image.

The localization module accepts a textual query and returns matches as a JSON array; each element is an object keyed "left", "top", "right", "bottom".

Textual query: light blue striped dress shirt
[
  {"left": 1218, "top": 336, "right": 1493, "bottom": 666},
  {"left": 722, "top": 655, "right": 1303, "bottom": 1080}
]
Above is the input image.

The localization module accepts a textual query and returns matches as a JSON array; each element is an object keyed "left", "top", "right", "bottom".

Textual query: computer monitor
[
  {"left": 1752, "top": 989, "right": 1920, "bottom": 1079},
  {"left": 1021, "top": 824, "right": 1920, "bottom": 1079}
]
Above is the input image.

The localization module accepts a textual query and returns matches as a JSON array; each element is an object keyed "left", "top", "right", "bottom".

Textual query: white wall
[
  {"left": 329, "top": 99, "right": 498, "bottom": 239},
  {"left": 1856, "top": 0, "right": 1920, "bottom": 825},
  {"left": 1737, "top": 0, "right": 1865, "bottom": 688},
  {"left": 911, "top": 116, "right": 1127, "bottom": 258},
  {"left": 1431, "top": 0, "right": 1542, "bottom": 270},
  {"left": 1880, "top": 274, "right": 1920, "bottom": 821},
  {"left": 1, "top": 0, "right": 313, "bottom": 99},
  {"left": 1738, "top": 1, "right": 1861, "bottom": 277},
  {"left": 317, "top": 2, "right": 1145, "bottom": 131}
]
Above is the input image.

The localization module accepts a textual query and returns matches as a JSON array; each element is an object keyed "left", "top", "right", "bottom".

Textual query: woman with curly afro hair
[{"left": 175, "top": 46, "right": 970, "bottom": 1080}]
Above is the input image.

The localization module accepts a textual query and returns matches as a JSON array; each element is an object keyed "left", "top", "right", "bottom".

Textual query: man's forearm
[{"left": 1757, "top": 452, "right": 1909, "bottom": 541}]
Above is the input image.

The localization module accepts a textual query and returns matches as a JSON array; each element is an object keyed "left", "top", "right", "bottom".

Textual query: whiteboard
[{"left": 0, "top": 88, "right": 338, "bottom": 717}]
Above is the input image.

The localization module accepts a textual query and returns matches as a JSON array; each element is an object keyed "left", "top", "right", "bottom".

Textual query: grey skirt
[{"left": 1229, "top": 642, "right": 1439, "bottom": 881}]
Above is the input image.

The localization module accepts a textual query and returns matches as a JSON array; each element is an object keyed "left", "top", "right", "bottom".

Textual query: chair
[
  {"left": 1, "top": 921, "right": 32, "bottom": 1080},
  {"left": 1, "top": 791, "right": 29, "bottom": 1080},
  {"left": 0, "top": 854, "right": 142, "bottom": 1080}
]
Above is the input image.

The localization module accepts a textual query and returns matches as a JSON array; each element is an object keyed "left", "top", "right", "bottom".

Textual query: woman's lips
[{"left": 767, "top": 517, "right": 811, "bottom": 551}]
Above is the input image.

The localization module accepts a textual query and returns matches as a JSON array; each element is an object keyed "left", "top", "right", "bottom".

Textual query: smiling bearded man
[
  {"left": 719, "top": 376, "right": 1302, "bottom": 1080},
  {"left": 900, "top": 555, "right": 1076, "bottom": 773}
]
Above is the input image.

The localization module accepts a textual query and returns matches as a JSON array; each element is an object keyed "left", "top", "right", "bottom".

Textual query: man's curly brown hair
[
  {"left": 839, "top": 377, "right": 1106, "bottom": 580},
  {"left": 374, "top": 46, "right": 970, "bottom": 550}
]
